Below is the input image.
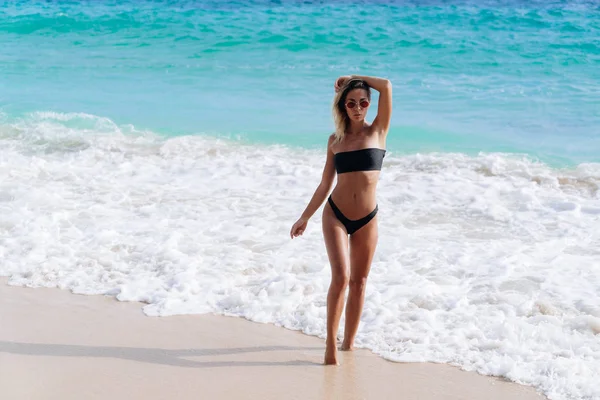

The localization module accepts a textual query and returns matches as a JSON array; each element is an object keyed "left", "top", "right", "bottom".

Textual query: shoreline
[{"left": 0, "top": 279, "right": 545, "bottom": 400}]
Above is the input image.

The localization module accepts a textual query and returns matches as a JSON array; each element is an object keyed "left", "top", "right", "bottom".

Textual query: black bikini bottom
[{"left": 327, "top": 196, "right": 378, "bottom": 235}]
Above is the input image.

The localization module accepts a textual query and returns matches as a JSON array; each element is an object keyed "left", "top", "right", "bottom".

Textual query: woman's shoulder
[{"left": 327, "top": 133, "right": 338, "bottom": 154}]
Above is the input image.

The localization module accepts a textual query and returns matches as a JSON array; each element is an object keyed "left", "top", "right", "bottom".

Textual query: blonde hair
[{"left": 332, "top": 79, "right": 371, "bottom": 144}]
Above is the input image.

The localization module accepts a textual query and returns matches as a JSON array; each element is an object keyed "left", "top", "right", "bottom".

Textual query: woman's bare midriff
[{"left": 329, "top": 171, "right": 381, "bottom": 219}]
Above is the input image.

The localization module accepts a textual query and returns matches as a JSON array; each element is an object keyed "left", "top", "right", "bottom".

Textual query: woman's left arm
[{"left": 351, "top": 75, "right": 392, "bottom": 135}]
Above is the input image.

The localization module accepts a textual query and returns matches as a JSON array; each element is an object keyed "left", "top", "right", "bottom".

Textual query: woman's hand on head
[
  {"left": 334, "top": 76, "right": 352, "bottom": 92},
  {"left": 290, "top": 218, "right": 308, "bottom": 239}
]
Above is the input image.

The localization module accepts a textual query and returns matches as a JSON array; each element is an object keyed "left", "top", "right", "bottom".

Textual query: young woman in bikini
[{"left": 290, "top": 75, "right": 392, "bottom": 365}]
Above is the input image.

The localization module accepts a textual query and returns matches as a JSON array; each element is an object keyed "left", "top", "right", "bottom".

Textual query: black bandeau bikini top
[{"left": 334, "top": 148, "right": 386, "bottom": 174}]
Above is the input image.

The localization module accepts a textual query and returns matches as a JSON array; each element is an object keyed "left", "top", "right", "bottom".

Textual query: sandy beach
[{"left": 0, "top": 279, "right": 546, "bottom": 400}]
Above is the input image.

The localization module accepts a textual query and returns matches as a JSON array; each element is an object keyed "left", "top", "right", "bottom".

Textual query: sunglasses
[{"left": 345, "top": 99, "right": 370, "bottom": 109}]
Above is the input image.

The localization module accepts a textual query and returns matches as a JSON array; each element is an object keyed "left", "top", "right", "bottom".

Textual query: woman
[{"left": 290, "top": 75, "right": 392, "bottom": 365}]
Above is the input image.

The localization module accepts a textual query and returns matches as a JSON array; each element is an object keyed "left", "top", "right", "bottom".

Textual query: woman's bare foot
[
  {"left": 324, "top": 344, "right": 339, "bottom": 365},
  {"left": 341, "top": 340, "right": 354, "bottom": 351}
]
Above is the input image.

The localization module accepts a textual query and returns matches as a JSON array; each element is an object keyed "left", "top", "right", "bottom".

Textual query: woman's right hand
[
  {"left": 334, "top": 75, "right": 352, "bottom": 92},
  {"left": 290, "top": 218, "right": 308, "bottom": 239}
]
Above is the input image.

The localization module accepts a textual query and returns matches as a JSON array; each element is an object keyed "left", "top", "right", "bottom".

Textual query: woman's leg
[
  {"left": 342, "top": 215, "right": 378, "bottom": 350},
  {"left": 322, "top": 203, "right": 350, "bottom": 365}
]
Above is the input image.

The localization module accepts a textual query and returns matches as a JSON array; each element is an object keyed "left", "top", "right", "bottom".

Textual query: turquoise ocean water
[{"left": 1, "top": 0, "right": 599, "bottom": 165}]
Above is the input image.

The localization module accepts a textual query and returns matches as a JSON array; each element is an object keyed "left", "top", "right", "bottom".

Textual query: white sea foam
[{"left": 1, "top": 112, "right": 599, "bottom": 400}]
